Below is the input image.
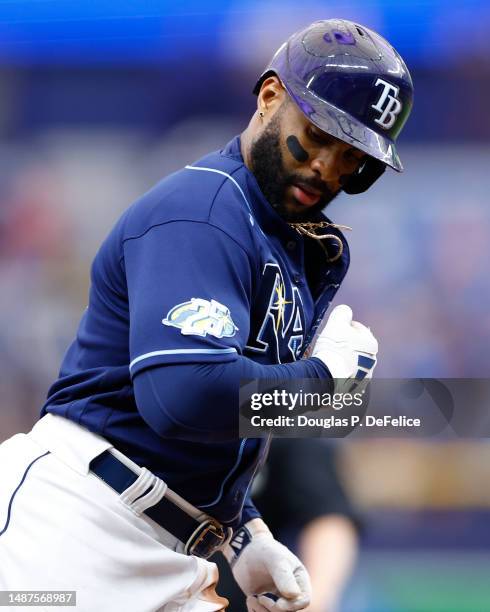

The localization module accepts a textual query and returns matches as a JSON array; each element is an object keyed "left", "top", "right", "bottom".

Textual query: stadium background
[{"left": 0, "top": 1, "right": 489, "bottom": 610}]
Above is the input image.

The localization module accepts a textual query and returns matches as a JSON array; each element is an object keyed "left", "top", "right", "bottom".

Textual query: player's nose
[{"left": 309, "top": 147, "right": 346, "bottom": 190}]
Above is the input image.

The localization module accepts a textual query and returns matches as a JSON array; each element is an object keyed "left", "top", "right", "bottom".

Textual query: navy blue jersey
[{"left": 42, "top": 136, "right": 349, "bottom": 526}]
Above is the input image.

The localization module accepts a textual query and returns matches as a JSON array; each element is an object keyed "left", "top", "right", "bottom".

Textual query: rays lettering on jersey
[{"left": 246, "top": 262, "right": 305, "bottom": 363}]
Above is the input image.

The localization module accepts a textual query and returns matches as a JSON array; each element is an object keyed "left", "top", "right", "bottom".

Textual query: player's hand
[
  {"left": 223, "top": 519, "right": 311, "bottom": 611},
  {"left": 311, "top": 304, "right": 378, "bottom": 385}
]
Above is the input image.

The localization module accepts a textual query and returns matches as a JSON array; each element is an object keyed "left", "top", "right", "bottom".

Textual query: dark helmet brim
[{"left": 281, "top": 75, "right": 403, "bottom": 172}]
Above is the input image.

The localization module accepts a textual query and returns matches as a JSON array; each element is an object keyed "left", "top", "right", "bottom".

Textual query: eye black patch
[{"left": 286, "top": 135, "right": 309, "bottom": 163}]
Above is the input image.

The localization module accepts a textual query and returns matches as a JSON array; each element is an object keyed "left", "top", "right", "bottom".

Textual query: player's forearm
[
  {"left": 133, "top": 356, "right": 328, "bottom": 442},
  {"left": 239, "top": 493, "right": 262, "bottom": 526}
]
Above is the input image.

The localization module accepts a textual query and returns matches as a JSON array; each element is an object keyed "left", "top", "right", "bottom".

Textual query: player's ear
[{"left": 257, "top": 76, "right": 287, "bottom": 115}]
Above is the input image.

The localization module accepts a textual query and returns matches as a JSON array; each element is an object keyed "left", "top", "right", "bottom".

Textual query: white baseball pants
[{"left": 0, "top": 414, "right": 228, "bottom": 612}]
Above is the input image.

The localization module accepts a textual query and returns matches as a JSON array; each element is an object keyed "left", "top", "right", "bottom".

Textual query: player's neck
[{"left": 240, "top": 114, "right": 262, "bottom": 171}]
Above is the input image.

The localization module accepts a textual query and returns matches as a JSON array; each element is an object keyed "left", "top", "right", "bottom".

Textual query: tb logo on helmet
[{"left": 371, "top": 78, "right": 403, "bottom": 130}]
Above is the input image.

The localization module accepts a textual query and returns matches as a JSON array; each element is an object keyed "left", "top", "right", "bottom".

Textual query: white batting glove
[
  {"left": 311, "top": 304, "right": 378, "bottom": 386},
  {"left": 223, "top": 519, "right": 311, "bottom": 611}
]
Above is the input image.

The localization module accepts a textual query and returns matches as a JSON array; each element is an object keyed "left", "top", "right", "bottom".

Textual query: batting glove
[
  {"left": 223, "top": 519, "right": 311, "bottom": 611},
  {"left": 311, "top": 304, "right": 378, "bottom": 387}
]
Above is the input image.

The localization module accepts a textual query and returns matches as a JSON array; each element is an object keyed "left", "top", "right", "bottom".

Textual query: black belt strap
[{"left": 89, "top": 450, "right": 200, "bottom": 545}]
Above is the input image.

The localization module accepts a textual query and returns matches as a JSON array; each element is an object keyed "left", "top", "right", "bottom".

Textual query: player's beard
[{"left": 249, "top": 112, "right": 339, "bottom": 222}]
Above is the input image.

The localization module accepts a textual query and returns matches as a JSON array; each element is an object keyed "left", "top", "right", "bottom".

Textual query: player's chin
[{"left": 281, "top": 203, "right": 307, "bottom": 221}]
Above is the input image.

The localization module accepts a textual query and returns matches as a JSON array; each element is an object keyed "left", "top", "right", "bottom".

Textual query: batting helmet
[{"left": 254, "top": 19, "right": 413, "bottom": 194}]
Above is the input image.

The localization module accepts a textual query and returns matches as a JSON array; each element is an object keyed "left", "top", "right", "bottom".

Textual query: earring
[{"left": 259, "top": 111, "right": 265, "bottom": 118}]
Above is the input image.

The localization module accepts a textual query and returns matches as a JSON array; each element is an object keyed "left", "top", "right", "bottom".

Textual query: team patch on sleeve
[{"left": 162, "top": 298, "right": 238, "bottom": 339}]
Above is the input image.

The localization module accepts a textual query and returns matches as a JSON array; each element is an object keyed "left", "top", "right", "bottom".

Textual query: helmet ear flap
[{"left": 341, "top": 158, "right": 386, "bottom": 194}]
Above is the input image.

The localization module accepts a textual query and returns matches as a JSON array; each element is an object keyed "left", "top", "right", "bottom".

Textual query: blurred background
[{"left": 0, "top": 1, "right": 489, "bottom": 610}]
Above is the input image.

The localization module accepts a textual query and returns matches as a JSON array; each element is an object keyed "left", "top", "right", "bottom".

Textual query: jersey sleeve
[
  {"left": 238, "top": 492, "right": 262, "bottom": 527},
  {"left": 123, "top": 220, "right": 254, "bottom": 377}
]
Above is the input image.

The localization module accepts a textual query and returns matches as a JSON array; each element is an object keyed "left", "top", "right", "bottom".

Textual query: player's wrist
[
  {"left": 307, "top": 356, "right": 331, "bottom": 378},
  {"left": 243, "top": 518, "right": 272, "bottom": 537},
  {"left": 222, "top": 518, "right": 272, "bottom": 564},
  {"left": 311, "top": 342, "right": 357, "bottom": 379}
]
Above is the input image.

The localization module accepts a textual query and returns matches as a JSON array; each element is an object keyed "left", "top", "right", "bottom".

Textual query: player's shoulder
[{"left": 122, "top": 142, "right": 255, "bottom": 243}]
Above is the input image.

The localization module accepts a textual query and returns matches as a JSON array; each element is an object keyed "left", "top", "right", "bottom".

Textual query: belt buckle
[{"left": 185, "top": 519, "right": 227, "bottom": 559}]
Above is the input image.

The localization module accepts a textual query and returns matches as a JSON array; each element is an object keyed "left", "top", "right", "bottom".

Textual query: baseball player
[{"left": 0, "top": 19, "right": 412, "bottom": 612}]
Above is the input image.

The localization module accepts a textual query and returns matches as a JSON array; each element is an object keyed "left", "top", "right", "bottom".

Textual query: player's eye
[
  {"left": 307, "top": 127, "right": 331, "bottom": 145},
  {"left": 345, "top": 149, "right": 367, "bottom": 165}
]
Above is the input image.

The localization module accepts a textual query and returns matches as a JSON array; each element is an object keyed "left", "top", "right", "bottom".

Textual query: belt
[{"left": 89, "top": 449, "right": 227, "bottom": 559}]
